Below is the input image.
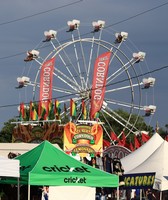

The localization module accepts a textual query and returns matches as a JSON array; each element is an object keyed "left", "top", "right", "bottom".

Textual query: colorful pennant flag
[
  {"left": 93, "top": 112, "right": 99, "bottom": 119},
  {"left": 38, "top": 101, "right": 47, "bottom": 120},
  {"left": 29, "top": 101, "right": 38, "bottom": 121},
  {"left": 82, "top": 100, "right": 87, "bottom": 120},
  {"left": 19, "top": 102, "right": 27, "bottom": 120},
  {"left": 54, "top": 100, "right": 61, "bottom": 119},
  {"left": 70, "top": 99, "right": 77, "bottom": 117},
  {"left": 48, "top": 99, "right": 54, "bottom": 120}
]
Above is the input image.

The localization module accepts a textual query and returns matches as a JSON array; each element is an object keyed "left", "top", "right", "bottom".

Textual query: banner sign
[
  {"left": 123, "top": 173, "right": 155, "bottom": 189},
  {"left": 64, "top": 122, "right": 103, "bottom": 157},
  {"left": 90, "top": 52, "right": 111, "bottom": 119},
  {"left": 39, "top": 57, "right": 55, "bottom": 102}
]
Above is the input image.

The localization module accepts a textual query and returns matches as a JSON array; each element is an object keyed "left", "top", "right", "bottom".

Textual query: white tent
[
  {"left": 0, "top": 156, "right": 20, "bottom": 200},
  {"left": 0, "top": 142, "right": 60, "bottom": 157},
  {"left": 121, "top": 133, "right": 164, "bottom": 173},
  {"left": 49, "top": 186, "right": 95, "bottom": 200},
  {"left": 0, "top": 156, "right": 19, "bottom": 178},
  {"left": 126, "top": 141, "right": 168, "bottom": 191}
]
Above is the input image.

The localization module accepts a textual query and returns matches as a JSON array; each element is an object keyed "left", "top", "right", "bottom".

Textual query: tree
[{"left": 0, "top": 119, "right": 16, "bottom": 142}]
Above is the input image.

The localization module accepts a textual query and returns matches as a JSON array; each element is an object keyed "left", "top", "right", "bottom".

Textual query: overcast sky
[{"left": 0, "top": 0, "right": 168, "bottom": 131}]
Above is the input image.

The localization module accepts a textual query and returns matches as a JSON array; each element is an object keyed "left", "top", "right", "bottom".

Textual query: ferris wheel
[{"left": 16, "top": 19, "right": 156, "bottom": 141}]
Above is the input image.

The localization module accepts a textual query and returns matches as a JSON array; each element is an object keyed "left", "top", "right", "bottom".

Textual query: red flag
[
  {"left": 129, "top": 142, "right": 134, "bottom": 151},
  {"left": 118, "top": 139, "right": 125, "bottom": 146},
  {"left": 103, "top": 139, "right": 110, "bottom": 148},
  {"left": 124, "top": 142, "right": 130, "bottom": 149},
  {"left": 111, "top": 132, "right": 118, "bottom": 141},
  {"left": 118, "top": 131, "right": 126, "bottom": 146},
  {"left": 121, "top": 131, "right": 126, "bottom": 144},
  {"left": 141, "top": 133, "right": 150, "bottom": 142},
  {"left": 90, "top": 52, "right": 111, "bottom": 119},
  {"left": 134, "top": 135, "right": 141, "bottom": 149},
  {"left": 165, "top": 135, "right": 168, "bottom": 142}
]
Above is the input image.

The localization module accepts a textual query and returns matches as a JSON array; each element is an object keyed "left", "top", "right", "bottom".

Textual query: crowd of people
[
  {"left": 82, "top": 153, "right": 125, "bottom": 199},
  {"left": 82, "top": 154, "right": 158, "bottom": 200}
]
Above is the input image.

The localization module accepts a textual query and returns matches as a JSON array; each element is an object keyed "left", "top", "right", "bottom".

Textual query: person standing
[
  {"left": 41, "top": 186, "right": 49, "bottom": 200},
  {"left": 146, "top": 188, "right": 156, "bottom": 200},
  {"left": 130, "top": 189, "right": 136, "bottom": 200},
  {"left": 96, "top": 154, "right": 104, "bottom": 170},
  {"left": 104, "top": 154, "right": 112, "bottom": 173}
]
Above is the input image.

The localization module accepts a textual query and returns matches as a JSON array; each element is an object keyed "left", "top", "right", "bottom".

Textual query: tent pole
[
  {"left": 140, "top": 189, "right": 142, "bottom": 200},
  {"left": 28, "top": 184, "right": 30, "bottom": 200},
  {"left": 117, "top": 187, "right": 119, "bottom": 200},
  {"left": 160, "top": 191, "right": 162, "bottom": 200},
  {"left": 17, "top": 178, "right": 20, "bottom": 200}
]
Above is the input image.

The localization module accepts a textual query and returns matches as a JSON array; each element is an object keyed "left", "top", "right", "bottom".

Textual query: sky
[{"left": 0, "top": 0, "right": 168, "bottom": 132}]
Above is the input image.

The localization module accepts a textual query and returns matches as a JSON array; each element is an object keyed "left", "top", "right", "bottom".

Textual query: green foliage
[{"left": 0, "top": 119, "right": 16, "bottom": 142}]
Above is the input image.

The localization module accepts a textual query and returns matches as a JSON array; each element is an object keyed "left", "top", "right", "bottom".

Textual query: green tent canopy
[{"left": 4, "top": 141, "right": 118, "bottom": 187}]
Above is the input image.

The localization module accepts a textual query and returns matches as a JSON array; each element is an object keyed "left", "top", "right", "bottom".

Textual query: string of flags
[
  {"left": 108, "top": 131, "right": 151, "bottom": 151},
  {"left": 18, "top": 99, "right": 91, "bottom": 121}
]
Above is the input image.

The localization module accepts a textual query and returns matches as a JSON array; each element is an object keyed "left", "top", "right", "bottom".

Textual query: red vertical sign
[
  {"left": 90, "top": 52, "right": 111, "bottom": 119},
  {"left": 39, "top": 57, "right": 55, "bottom": 109}
]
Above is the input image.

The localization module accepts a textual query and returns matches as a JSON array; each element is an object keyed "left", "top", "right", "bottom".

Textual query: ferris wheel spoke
[
  {"left": 107, "top": 51, "right": 146, "bottom": 85},
  {"left": 77, "top": 29, "right": 88, "bottom": 88},
  {"left": 103, "top": 99, "right": 143, "bottom": 136},
  {"left": 52, "top": 71, "right": 79, "bottom": 92},
  {"left": 105, "top": 98, "right": 144, "bottom": 111},
  {"left": 29, "top": 80, "right": 77, "bottom": 96},
  {"left": 53, "top": 38, "right": 82, "bottom": 87},
  {"left": 70, "top": 31, "right": 85, "bottom": 89},
  {"left": 85, "top": 34, "right": 95, "bottom": 88},
  {"left": 102, "top": 107, "right": 139, "bottom": 136},
  {"left": 98, "top": 112, "right": 115, "bottom": 144},
  {"left": 109, "top": 40, "right": 123, "bottom": 65},
  {"left": 54, "top": 67, "right": 82, "bottom": 91},
  {"left": 106, "top": 82, "right": 143, "bottom": 93},
  {"left": 96, "top": 28, "right": 104, "bottom": 58},
  {"left": 101, "top": 108, "right": 134, "bottom": 135},
  {"left": 107, "top": 58, "right": 134, "bottom": 84},
  {"left": 85, "top": 28, "right": 105, "bottom": 88}
]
